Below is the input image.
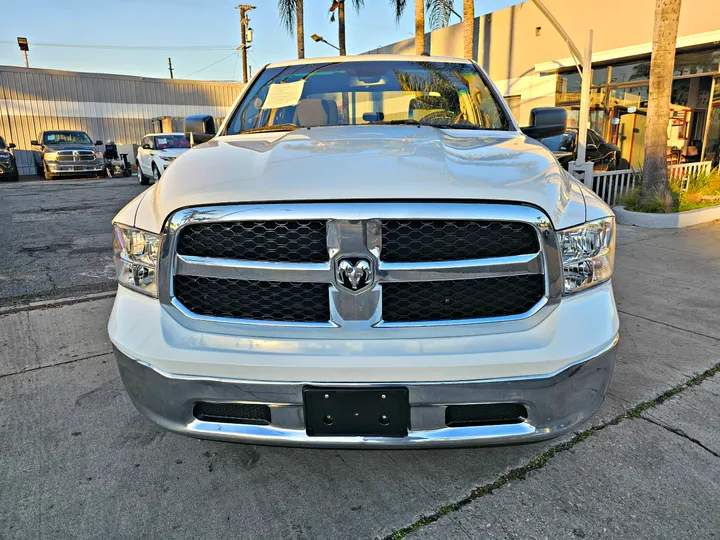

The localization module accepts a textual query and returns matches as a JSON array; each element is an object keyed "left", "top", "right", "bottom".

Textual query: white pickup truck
[{"left": 109, "top": 55, "right": 618, "bottom": 448}]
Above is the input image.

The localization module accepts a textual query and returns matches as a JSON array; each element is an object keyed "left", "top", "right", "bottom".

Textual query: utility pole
[
  {"left": 236, "top": 4, "right": 255, "bottom": 84},
  {"left": 17, "top": 37, "right": 29, "bottom": 68},
  {"left": 168, "top": 57, "right": 174, "bottom": 79}
]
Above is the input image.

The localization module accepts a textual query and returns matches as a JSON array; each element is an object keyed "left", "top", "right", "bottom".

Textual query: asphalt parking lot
[{"left": 1, "top": 176, "right": 719, "bottom": 539}]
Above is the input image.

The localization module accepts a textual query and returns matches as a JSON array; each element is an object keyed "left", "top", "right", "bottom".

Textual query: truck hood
[
  {"left": 157, "top": 148, "right": 189, "bottom": 158},
  {"left": 134, "top": 126, "right": 588, "bottom": 232}
]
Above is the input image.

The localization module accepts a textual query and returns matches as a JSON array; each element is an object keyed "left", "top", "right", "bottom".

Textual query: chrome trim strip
[
  {"left": 377, "top": 252, "right": 543, "bottom": 282},
  {"left": 170, "top": 297, "right": 337, "bottom": 328},
  {"left": 175, "top": 255, "right": 332, "bottom": 283}
]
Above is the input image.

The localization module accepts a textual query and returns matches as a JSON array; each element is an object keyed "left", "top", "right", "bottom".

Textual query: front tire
[
  {"left": 43, "top": 162, "right": 54, "bottom": 181},
  {"left": 152, "top": 164, "right": 161, "bottom": 184},
  {"left": 137, "top": 162, "right": 150, "bottom": 185}
]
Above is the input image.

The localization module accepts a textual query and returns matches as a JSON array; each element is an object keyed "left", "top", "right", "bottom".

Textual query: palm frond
[
  {"left": 350, "top": 0, "right": 364, "bottom": 12},
  {"left": 278, "top": 0, "right": 297, "bottom": 34},
  {"left": 426, "top": 0, "right": 454, "bottom": 30},
  {"left": 388, "top": 0, "right": 408, "bottom": 23}
]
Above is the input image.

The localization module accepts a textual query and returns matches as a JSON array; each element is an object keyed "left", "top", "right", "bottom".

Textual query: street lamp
[
  {"left": 17, "top": 37, "right": 29, "bottom": 68},
  {"left": 311, "top": 34, "right": 340, "bottom": 52}
]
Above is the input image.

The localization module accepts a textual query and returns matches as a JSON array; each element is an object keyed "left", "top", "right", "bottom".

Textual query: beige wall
[{"left": 369, "top": 0, "right": 720, "bottom": 124}]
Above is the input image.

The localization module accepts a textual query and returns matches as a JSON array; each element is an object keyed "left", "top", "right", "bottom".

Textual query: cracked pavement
[
  {"left": 0, "top": 176, "right": 145, "bottom": 307},
  {"left": 0, "top": 177, "right": 719, "bottom": 539}
]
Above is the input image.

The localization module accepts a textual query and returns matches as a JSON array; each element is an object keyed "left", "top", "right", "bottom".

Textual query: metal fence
[{"left": 0, "top": 65, "right": 244, "bottom": 175}]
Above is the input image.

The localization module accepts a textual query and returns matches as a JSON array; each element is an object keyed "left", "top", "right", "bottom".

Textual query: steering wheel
[{"left": 418, "top": 110, "right": 467, "bottom": 126}]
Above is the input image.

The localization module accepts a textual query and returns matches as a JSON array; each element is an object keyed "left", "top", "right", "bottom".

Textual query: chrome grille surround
[
  {"left": 56, "top": 150, "right": 96, "bottom": 162},
  {"left": 159, "top": 203, "right": 562, "bottom": 339}
]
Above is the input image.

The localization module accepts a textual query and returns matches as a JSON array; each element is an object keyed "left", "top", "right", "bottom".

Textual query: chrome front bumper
[
  {"left": 48, "top": 162, "right": 104, "bottom": 173},
  {"left": 114, "top": 336, "right": 618, "bottom": 448}
]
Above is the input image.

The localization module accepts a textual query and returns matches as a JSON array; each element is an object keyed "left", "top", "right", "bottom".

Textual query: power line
[
  {"left": 180, "top": 51, "right": 238, "bottom": 79},
  {"left": 0, "top": 40, "right": 236, "bottom": 51}
]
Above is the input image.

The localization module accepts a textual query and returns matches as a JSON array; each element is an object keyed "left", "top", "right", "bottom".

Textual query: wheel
[
  {"left": 152, "top": 164, "right": 161, "bottom": 184},
  {"left": 137, "top": 162, "right": 150, "bottom": 185},
  {"left": 43, "top": 162, "right": 54, "bottom": 181}
]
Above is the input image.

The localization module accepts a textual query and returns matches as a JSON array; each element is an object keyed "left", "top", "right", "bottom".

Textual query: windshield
[
  {"left": 43, "top": 132, "right": 93, "bottom": 145},
  {"left": 226, "top": 60, "right": 510, "bottom": 134},
  {"left": 539, "top": 132, "right": 576, "bottom": 152},
  {"left": 154, "top": 135, "right": 190, "bottom": 150}
]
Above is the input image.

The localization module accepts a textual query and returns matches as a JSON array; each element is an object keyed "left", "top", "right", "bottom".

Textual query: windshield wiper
[
  {"left": 241, "top": 124, "right": 298, "bottom": 134},
  {"left": 367, "top": 119, "right": 420, "bottom": 126}
]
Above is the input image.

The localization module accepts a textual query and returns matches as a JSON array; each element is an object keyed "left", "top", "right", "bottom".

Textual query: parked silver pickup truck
[
  {"left": 32, "top": 130, "right": 105, "bottom": 180},
  {"left": 109, "top": 55, "right": 618, "bottom": 448}
]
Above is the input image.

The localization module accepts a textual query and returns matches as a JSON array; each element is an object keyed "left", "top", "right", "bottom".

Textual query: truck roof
[{"left": 266, "top": 54, "right": 474, "bottom": 69}]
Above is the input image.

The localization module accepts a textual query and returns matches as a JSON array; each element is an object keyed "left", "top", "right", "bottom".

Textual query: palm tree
[
  {"left": 463, "top": 0, "right": 474, "bottom": 59},
  {"left": 278, "top": 0, "right": 305, "bottom": 59},
  {"left": 392, "top": 0, "right": 470, "bottom": 56},
  {"left": 330, "top": 0, "right": 365, "bottom": 56},
  {"left": 641, "top": 0, "right": 682, "bottom": 201}
]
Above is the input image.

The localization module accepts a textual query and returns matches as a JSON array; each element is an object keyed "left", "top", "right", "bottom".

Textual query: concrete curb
[{"left": 613, "top": 204, "right": 720, "bottom": 228}]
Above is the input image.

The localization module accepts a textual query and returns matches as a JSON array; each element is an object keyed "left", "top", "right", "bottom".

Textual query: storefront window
[
  {"left": 610, "top": 61, "right": 650, "bottom": 84},
  {"left": 673, "top": 50, "right": 720, "bottom": 77}
]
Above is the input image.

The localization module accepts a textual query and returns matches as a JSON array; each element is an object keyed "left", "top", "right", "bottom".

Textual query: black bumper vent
[
  {"left": 445, "top": 403, "right": 528, "bottom": 427},
  {"left": 382, "top": 220, "right": 539, "bottom": 262},
  {"left": 381, "top": 275, "right": 544, "bottom": 322},
  {"left": 194, "top": 402, "right": 271, "bottom": 425},
  {"left": 177, "top": 220, "right": 328, "bottom": 262},
  {"left": 174, "top": 276, "right": 330, "bottom": 323}
]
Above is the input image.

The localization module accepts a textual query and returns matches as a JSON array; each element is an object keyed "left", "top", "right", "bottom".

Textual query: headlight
[
  {"left": 161, "top": 156, "right": 175, "bottom": 162},
  {"left": 113, "top": 224, "right": 161, "bottom": 297},
  {"left": 45, "top": 152, "right": 59, "bottom": 162},
  {"left": 557, "top": 217, "right": 615, "bottom": 294},
  {"left": 0, "top": 151, "right": 10, "bottom": 161},
  {"left": 95, "top": 149, "right": 104, "bottom": 159}
]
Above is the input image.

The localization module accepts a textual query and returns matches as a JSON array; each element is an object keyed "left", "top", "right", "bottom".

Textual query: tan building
[{"left": 369, "top": 0, "right": 720, "bottom": 167}]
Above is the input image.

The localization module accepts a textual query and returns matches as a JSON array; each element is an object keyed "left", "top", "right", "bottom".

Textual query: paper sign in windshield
[
  {"left": 261, "top": 80, "right": 304, "bottom": 109},
  {"left": 158, "top": 138, "right": 168, "bottom": 144}
]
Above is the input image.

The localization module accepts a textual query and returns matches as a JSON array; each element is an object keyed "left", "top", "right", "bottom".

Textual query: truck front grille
[
  {"left": 165, "top": 204, "right": 555, "bottom": 331},
  {"left": 177, "top": 220, "right": 327, "bottom": 262},
  {"left": 382, "top": 220, "right": 539, "bottom": 262},
  {"left": 56, "top": 150, "right": 96, "bottom": 162},
  {"left": 382, "top": 275, "right": 545, "bottom": 323},
  {"left": 174, "top": 275, "right": 330, "bottom": 322}
]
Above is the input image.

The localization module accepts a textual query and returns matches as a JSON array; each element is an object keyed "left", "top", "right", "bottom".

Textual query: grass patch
[{"left": 618, "top": 168, "right": 720, "bottom": 213}]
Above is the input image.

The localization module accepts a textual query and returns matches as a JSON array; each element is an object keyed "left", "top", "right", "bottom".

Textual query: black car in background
[
  {"left": 0, "top": 135, "right": 18, "bottom": 182},
  {"left": 539, "top": 128, "right": 627, "bottom": 171}
]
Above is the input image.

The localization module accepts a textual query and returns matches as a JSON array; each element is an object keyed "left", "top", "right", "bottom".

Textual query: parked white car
[
  {"left": 109, "top": 55, "right": 618, "bottom": 448},
  {"left": 136, "top": 132, "right": 190, "bottom": 185}
]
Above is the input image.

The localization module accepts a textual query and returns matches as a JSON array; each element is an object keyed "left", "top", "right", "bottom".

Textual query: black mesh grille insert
[
  {"left": 382, "top": 275, "right": 544, "bottom": 322},
  {"left": 174, "top": 276, "right": 330, "bottom": 322},
  {"left": 381, "top": 220, "right": 539, "bottom": 262},
  {"left": 177, "top": 220, "right": 327, "bottom": 262},
  {"left": 194, "top": 402, "right": 271, "bottom": 425},
  {"left": 445, "top": 403, "right": 528, "bottom": 427}
]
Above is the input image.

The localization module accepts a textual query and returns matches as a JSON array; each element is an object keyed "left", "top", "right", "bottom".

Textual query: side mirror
[
  {"left": 8, "top": 143, "right": 16, "bottom": 149},
  {"left": 184, "top": 114, "right": 216, "bottom": 146},
  {"left": 521, "top": 107, "right": 567, "bottom": 140},
  {"left": 31, "top": 140, "right": 39, "bottom": 146},
  {"left": 141, "top": 143, "right": 152, "bottom": 150},
  {"left": 95, "top": 140, "right": 103, "bottom": 146}
]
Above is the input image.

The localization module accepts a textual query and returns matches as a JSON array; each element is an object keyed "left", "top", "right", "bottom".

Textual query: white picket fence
[{"left": 583, "top": 161, "right": 715, "bottom": 206}]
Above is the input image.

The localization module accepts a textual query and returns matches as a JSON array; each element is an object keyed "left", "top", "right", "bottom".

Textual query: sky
[{"left": 0, "top": 0, "right": 522, "bottom": 81}]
